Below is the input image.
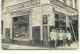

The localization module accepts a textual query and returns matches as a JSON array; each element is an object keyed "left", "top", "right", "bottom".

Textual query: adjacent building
[{"left": 2, "top": 0, "right": 78, "bottom": 46}]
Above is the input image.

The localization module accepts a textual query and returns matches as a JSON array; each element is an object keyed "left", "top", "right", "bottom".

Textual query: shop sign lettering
[
  {"left": 50, "top": 0, "right": 77, "bottom": 12},
  {"left": 7, "top": 0, "right": 40, "bottom": 11}
]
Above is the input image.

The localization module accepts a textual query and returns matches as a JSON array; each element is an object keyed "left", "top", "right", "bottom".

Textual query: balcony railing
[{"left": 50, "top": 0, "right": 78, "bottom": 12}]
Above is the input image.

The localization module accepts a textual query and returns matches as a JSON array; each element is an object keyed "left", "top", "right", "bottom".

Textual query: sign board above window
[
  {"left": 6, "top": 0, "right": 40, "bottom": 11},
  {"left": 50, "top": 0, "right": 78, "bottom": 13}
]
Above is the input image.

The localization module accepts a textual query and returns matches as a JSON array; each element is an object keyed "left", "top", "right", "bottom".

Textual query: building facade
[{"left": 2, "top": 0, "right": 78, "bottom": 46}]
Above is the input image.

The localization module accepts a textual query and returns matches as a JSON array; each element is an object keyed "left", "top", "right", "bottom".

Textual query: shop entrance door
[
  {"left": 55, "top": 14, "right": 66, "bottom": 31},
  {"left": 70, "top": 20, "right": 78, "bottom": 42},
  {"left": 32, "top": 27, "right": 40, "bottom": 45}
]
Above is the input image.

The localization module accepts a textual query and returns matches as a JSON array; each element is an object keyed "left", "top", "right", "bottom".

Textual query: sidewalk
[{"left": 2, "top": 42, "right": 78, "bottom": 50}]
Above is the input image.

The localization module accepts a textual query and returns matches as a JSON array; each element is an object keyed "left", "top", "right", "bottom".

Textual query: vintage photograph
[{"left": 1, "top": 0, "right": 79, "bottom": 50}]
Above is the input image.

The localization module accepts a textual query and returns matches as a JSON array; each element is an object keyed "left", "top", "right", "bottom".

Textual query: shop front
[
  {"left": 2, "top": 0, "right": 78, "bottom": 47},
  {"left": 3, "top": 0, "right": 41, "bottom": 46}
]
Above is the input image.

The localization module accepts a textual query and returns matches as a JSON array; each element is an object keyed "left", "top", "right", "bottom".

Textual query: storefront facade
[{"left": 2, "top": 0, "right": 78, "bottom": 46}]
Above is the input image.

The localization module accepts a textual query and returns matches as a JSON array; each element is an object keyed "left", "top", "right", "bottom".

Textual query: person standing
[
  {"left": 56, "top": 29, "right": 59, "bottom": 47},
  {"left": 58, "top": 30, "right": 60, "bottom": 46},
  {"left": 50, "top": 29, "right": 57, "bottom": 48},
  {"left": 66, "top": 31, "right": 71, "bottom": 46},
  {"left": 50, "top": 29, "right": 54, "bottom": 48},
  {"left": 54, "top": 29, "right": 57, "bottom": 48},
  {"left": 59, "top": 30, "right": 63, "bottom": 46},
  {"left": 63, "top": 30, "right": 67, "bottom": 46}
]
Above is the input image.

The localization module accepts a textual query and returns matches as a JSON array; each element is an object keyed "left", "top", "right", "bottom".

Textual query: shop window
[
  {"left": 19, "top": 15, "right": 29, "bottom": 23},
  {"left": 19, "top": 24, "right": 29, "bottom": 39},
  {"left": 59, "top": 15, "right": 66, "bottom": 20},
  {"left": 13, "top": 15, "right": 29, "bottom": 39},
  {"left": 13, "top": 23, "right": 19, "bottom": 38},
  {"left": 55, "top": 14, "right": 66, "bottom": 31},
  {"left": 13, "top": 24, "right": 29, "bottom": 39}
]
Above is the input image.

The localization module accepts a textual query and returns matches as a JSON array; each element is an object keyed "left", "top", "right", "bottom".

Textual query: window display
[
  {"left": 13, "top": 15, "right": 29, "bottom": 39},
  {"left": 55, "top": 14, "right": 66, "bottom": 31}
]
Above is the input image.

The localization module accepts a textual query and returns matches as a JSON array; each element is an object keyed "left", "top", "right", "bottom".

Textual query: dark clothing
[
  {"left": 53, "top": 40, "right": 55, "bottom": 48},
  {"left": 58, "top": 40, "right": 60, "bottom": 46},
  {"left": 59, "top": 40, "right": 63, "bottom": 46},
  {"left": 63, "top": 38, "right": 67, "bottom": 46},
  {"left": 50, "top": 40, "right": 53, "bottom": 48},
  {"left": 56, "top": 39, "right": 59, "bottom": 47},
  {"left": 68, "top": 40, "right": 71, "bottom": 46},
  {"left": 50, "top": 40, "right": 55, "bottom": 48}
]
